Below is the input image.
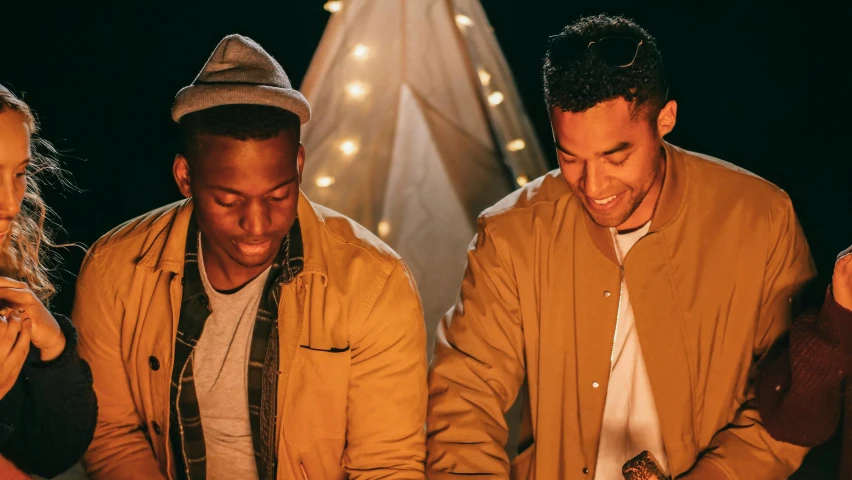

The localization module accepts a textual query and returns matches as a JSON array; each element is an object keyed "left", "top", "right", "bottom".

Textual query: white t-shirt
[
  {"left": 194, "top": 241, "right": 271, "bottom": 480},
  {"left": 593, "top": 223, "right": 670, "bottom": 479}
]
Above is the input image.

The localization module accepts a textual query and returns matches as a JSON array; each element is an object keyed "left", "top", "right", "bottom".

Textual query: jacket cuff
[{"left": 815, "top": 287, "right": 852, "bottom": 351}]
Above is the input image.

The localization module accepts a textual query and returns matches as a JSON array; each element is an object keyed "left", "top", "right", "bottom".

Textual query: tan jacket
[
  {"left": 73, "top": 193, "right": 428, "bottom": 480},
  {"left": 426, "top": 143, "right": 816, "bottom": 479}
]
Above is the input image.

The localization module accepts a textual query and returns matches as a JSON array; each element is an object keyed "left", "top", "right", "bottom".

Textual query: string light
[
  {"left": 323, "top": 1, "right": 342, "bottom": 13},
  {"left": 477, "top": 68, "right": 491, "bottom": 86},
  {"left": 377, "top": 221, "right": 391, "bottom": 237},
  {"left": 516, "top": 175, "right": 529, "bottom": 187},
  {"left": 455, "top": 14, "right": 474, "bottom": 28},
  {"left": 316, "top": 176, "right": 335, "bottom": 188},
  {"left": 506, "top": 139, "right": 526, "bottom": 152},
  {"left": 353, "top": 44, "right": 369, "bottom": 58},
  {"left": 340, "top": 140, "right": 358, "bottom": 155},
  {"left": 487, "top": 91, "right": 504, "bottom": 106},
  {"left": 346, "top": 81, "right": 367, "bottom": 99}
]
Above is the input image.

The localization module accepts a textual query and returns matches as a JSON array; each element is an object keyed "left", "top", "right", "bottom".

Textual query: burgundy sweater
[{"left": 757, "top": 288, "right": 852, "bottom": 479}]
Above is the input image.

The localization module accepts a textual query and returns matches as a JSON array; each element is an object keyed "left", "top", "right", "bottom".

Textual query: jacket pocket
[
  {"left": 510, "top": 443, "right": 535, "bottom": 480},
  {"left": 284, "top": 349, "right": 351, "bottom": 441}
]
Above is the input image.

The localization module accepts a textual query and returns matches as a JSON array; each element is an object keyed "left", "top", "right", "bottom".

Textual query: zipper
[{"left": 608, "top": 266, "right": 625, "bottom": 373}]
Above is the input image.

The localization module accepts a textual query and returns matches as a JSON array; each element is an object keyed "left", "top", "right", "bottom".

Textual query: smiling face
[
  {"left": 550, "top": 97, "right": 677, "bottom": 231},
  {"left": 0, "top": 109, "right": 30, "bottom": 244},
  {"left": 174, "top": 130, "right": 304, "bottom": 290}
]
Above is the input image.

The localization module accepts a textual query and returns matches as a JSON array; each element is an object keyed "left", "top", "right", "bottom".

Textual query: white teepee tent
[{"left": 301, "top": 0, "right": 549, "bottom": 357}]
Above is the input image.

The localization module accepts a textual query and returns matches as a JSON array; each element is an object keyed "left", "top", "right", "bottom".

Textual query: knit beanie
[{"left": 172, "top": 34, "right": 311, "bottom": 124}]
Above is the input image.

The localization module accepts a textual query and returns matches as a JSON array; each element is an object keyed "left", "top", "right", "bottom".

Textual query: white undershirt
[
  {"left": 593, "top": 222, "right": 669, "bottom": 479},
  {"left": 194, "top": 241, "right": 271, "bottom": 480}
]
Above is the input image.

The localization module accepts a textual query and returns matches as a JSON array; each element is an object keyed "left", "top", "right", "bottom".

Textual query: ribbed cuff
[{"left": 815, "top": 287, "right": 852, "bottom": 351}]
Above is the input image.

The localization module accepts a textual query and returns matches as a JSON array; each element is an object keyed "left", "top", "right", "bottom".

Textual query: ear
[
  {"left": 297, "top": 143, "right": 306, "bottom": 185},
  {"left": 173, "top": 154, "right": 193, "bottom": 198},
  {"left": 656, "top": 100, "right": 678, "bottom": 138}
]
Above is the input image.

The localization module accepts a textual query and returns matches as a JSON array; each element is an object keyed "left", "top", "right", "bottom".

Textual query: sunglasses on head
[{"left": 548, "top": 34, "right": 643, "bottom": 68}]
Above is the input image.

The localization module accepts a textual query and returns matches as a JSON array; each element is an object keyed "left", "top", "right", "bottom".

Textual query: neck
[
  {"left": 617, "top": 146, "right": 667, "bottom": 232},
  {"left": 200, "top": 234, "right": 271, "bottom": 292}
]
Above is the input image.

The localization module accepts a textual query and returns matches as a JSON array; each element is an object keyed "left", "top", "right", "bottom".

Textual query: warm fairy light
[
  {"left": 353, "top": 44, "right": 369, "bottom": 58},
  {"left": 340, "top": 140, "right": 358, "bottom": 155},
  {"left": 506, "top": 139, "right": 526, "bottom": 152},
  {"left": 323, "top": 1, "right": 342, "bottom": 13},
  {"left": 477, "top": 68, "right": 491, "bottom": 86},
  {"left": 377, "top": 220, "right": 391, "bottom": 237},
  {"left": 487, "top": 91, "right": 504, "bottom": 106},
  {"left": 316, "top": 176, "right": 335, "bottom": 188},
  {"left": 516, "top": 175, "right": 529, "bottom": 187},
  {"left": 455, "top": 14, "right": 474, "bottom": 27},
  {"left": 346, "top": 82, "right": 367, "bottom": 99}
]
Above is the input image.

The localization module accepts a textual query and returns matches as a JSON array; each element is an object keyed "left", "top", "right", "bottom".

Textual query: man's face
[
  {"left": 550, "top": 97, "right": 676, "bottom": 230},
  {"left": 174, "top": 131, "right": 304, "bottom": 274}
]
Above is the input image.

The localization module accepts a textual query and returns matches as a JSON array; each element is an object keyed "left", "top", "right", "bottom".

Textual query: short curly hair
[
  {"left": 543, "top": 14, "right": 668, "bottom": 119},
  {"left": 180, "top": 104, "right": 300, "bottom": 163}
]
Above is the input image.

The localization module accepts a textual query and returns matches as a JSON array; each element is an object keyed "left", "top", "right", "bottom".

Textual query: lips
[{"left": 234, "top": 239, "right": 272, "bottom": 257}]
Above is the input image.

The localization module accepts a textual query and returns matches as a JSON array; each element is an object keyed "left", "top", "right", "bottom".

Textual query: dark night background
[{"left": 1, "top": 0, "right": 850, "bottom": 476}]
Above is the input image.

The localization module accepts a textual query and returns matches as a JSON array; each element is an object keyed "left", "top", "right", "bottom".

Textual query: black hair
[
  {"left": 543, "top": 14, "right": 668, "bottom": 118},
  {"left": 180, "top": 104, "right": 300, "bottom": 162}
]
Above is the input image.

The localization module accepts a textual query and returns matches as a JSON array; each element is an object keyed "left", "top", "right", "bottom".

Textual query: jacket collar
[
  {"left": 137, "top": 191, "right": 329, "bottom": 284},
  {"left": 582, "top": 141, "right": 688, "bottom": 264}
]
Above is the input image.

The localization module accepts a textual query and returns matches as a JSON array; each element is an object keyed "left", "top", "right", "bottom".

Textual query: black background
[{"left": 2, "top": 0, "right": 850, "bottom": 319}]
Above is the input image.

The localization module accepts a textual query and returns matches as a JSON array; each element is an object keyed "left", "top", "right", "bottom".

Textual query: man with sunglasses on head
[{"left": 426, "top": 14, "right": 815, "bottom": 479}]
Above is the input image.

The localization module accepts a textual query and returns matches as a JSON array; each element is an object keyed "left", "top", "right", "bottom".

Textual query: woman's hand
[
  {"left": 834, "top": 246, "right": 852, "bottom": 312},
  {"left": 0, "top": 277, "right": 65, "bottom": 362},
  {"left": 0, "top": 313, "right": 30, "bottom": 400}
]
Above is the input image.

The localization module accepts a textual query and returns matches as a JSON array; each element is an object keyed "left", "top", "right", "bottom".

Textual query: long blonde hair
[{"left": 0, "top": 88, "right": 68, "bottom": 303}]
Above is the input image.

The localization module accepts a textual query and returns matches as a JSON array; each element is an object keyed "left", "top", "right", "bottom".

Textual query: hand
[
  {"left": 834, "top": 247, "right": 852, "bottom": 312},
  {"left": 0, "top": 277, "right": 65, "bottom": 362},
  {"left": 0, "top": 313, "right": 31, "bottom": 400}
]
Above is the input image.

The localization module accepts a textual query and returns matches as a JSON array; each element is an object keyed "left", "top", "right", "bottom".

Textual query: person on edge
[
  {"left": 426, "top": 14, "right": 815, "bottom": 480},
  {"left": 73, "top": 35, "right": 427, "bottom": 480},
  {"left": 0, "top": 84, "right": 97, "bottom": 479}
]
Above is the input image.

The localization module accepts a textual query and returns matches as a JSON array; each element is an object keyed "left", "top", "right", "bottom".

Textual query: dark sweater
[
  {"left": 0, "top": 314, "right": 97, "bottom": 478},
  {"left": 757, "top": 288, "right": 852, "bottom": 480}
]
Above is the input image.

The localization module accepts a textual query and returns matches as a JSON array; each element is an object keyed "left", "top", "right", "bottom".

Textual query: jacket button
[
  {"left": 152, "top": 421, "right": 162, "bottom": 435},
  {"left": 149, "top": 356, "right": 160, "bottom": 371},
  {"left": 603, "top": 290, "right": 611, "bottom": 298},
  {"left": 583, "top": 467, "right": 589, "bottom": 474},
  {"left": 592, "top": 381, "right": 600, "bottom": 388}
]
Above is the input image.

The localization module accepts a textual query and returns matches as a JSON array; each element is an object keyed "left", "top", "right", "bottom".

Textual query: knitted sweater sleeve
[
  {"left": 757, "top": 287, "right": 852, "bottom": 447},
  {"left": 0, "top": 314, "right": 98, "bottom": 477}
]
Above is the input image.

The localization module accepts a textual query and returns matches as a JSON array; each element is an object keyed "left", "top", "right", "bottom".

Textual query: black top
[{"left": 0, "top": 314, "right": 98, "bottom": 478}]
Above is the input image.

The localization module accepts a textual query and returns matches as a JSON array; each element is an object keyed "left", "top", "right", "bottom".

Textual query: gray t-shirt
[{"left": 194, "top": 241, "right": 271, "bottom": 480}]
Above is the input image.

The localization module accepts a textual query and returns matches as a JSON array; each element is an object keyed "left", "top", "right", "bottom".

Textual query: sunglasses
[{"left": 548, "top": 35, "right": 643, "bottom": 68}]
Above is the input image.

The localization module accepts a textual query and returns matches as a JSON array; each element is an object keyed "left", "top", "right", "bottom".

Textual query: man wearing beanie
[{"left": 72, "top": 35, "right": 427, "bottom": 480}]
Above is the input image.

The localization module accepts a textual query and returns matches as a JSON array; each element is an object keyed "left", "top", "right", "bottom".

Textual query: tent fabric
[{"left": 300, "top": 0, "right": 549, "bottom": 355}]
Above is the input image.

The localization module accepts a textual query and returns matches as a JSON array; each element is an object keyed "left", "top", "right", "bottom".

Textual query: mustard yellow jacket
[
  {"left": 73, "top": 193, "right": 428, "bottom": 480},
  {"left": 427, "top": 143, "right": 816, "bottom": 479}
]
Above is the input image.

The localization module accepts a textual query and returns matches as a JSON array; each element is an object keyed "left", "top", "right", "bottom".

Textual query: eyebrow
[
  {"left": 211, "top": 177, "right": 297, "bottom": 195},
  {"left": 602, "top": 142, "right": 632, "bottom": 156},
  {"left": 19, "top": 158, "right": 31, "bottom": 167},
  {"left": 555, "top": 143, "right": 577, "bottom": 156}
]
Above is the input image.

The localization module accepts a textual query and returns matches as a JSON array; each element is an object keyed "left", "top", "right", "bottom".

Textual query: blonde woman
[{"left": 0, "top": 84, "right": 96, "bottom": 479}]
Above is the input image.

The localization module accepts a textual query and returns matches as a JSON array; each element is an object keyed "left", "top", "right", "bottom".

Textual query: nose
[
  {"left": 238, "top": 199, "right": 272, "bottom": 236},
  {"left": 581, "top": 161, "right": 609, "bottom": 199},
  {"left": 0, "top": 178, "right": 21, "bottom": 224}
]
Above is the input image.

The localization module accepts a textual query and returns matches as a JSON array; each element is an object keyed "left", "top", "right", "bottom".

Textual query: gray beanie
[{"left": 172, "top": 34, "right": 311, "bottom": 124}]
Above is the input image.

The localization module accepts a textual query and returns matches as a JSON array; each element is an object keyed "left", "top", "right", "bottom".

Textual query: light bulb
[
  {"left": 353, "top": 44, "right": 369, "bottom": 58},
  {"left": 477, "top": 68, "right": 491, "bottom": 86},
  {"left": 506, "top": 139, "right": 526, "bottom": 152},
  {"left": 377, "top": 221, "right": 391, "bottom": 237},
  {"left": 340, "top": 140, "right": 358, "bottom": 155},
  {"left": 316, "top": 176, "right": 335, "bottom": 188},
  {"left": 346, "top": 82, "right": 367, "bottom": 99},
  {"left": 516, "top": 175, "right": 529, "bottom": 187},
  {"left": 487, "top": 91, "right": 504, "bottom": 106},
  {"left": 455, "top": 14, "right": 474, "bottom": 27},
  {"left": 323, "top": 1, "right": 342, "bottom": 13}
]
